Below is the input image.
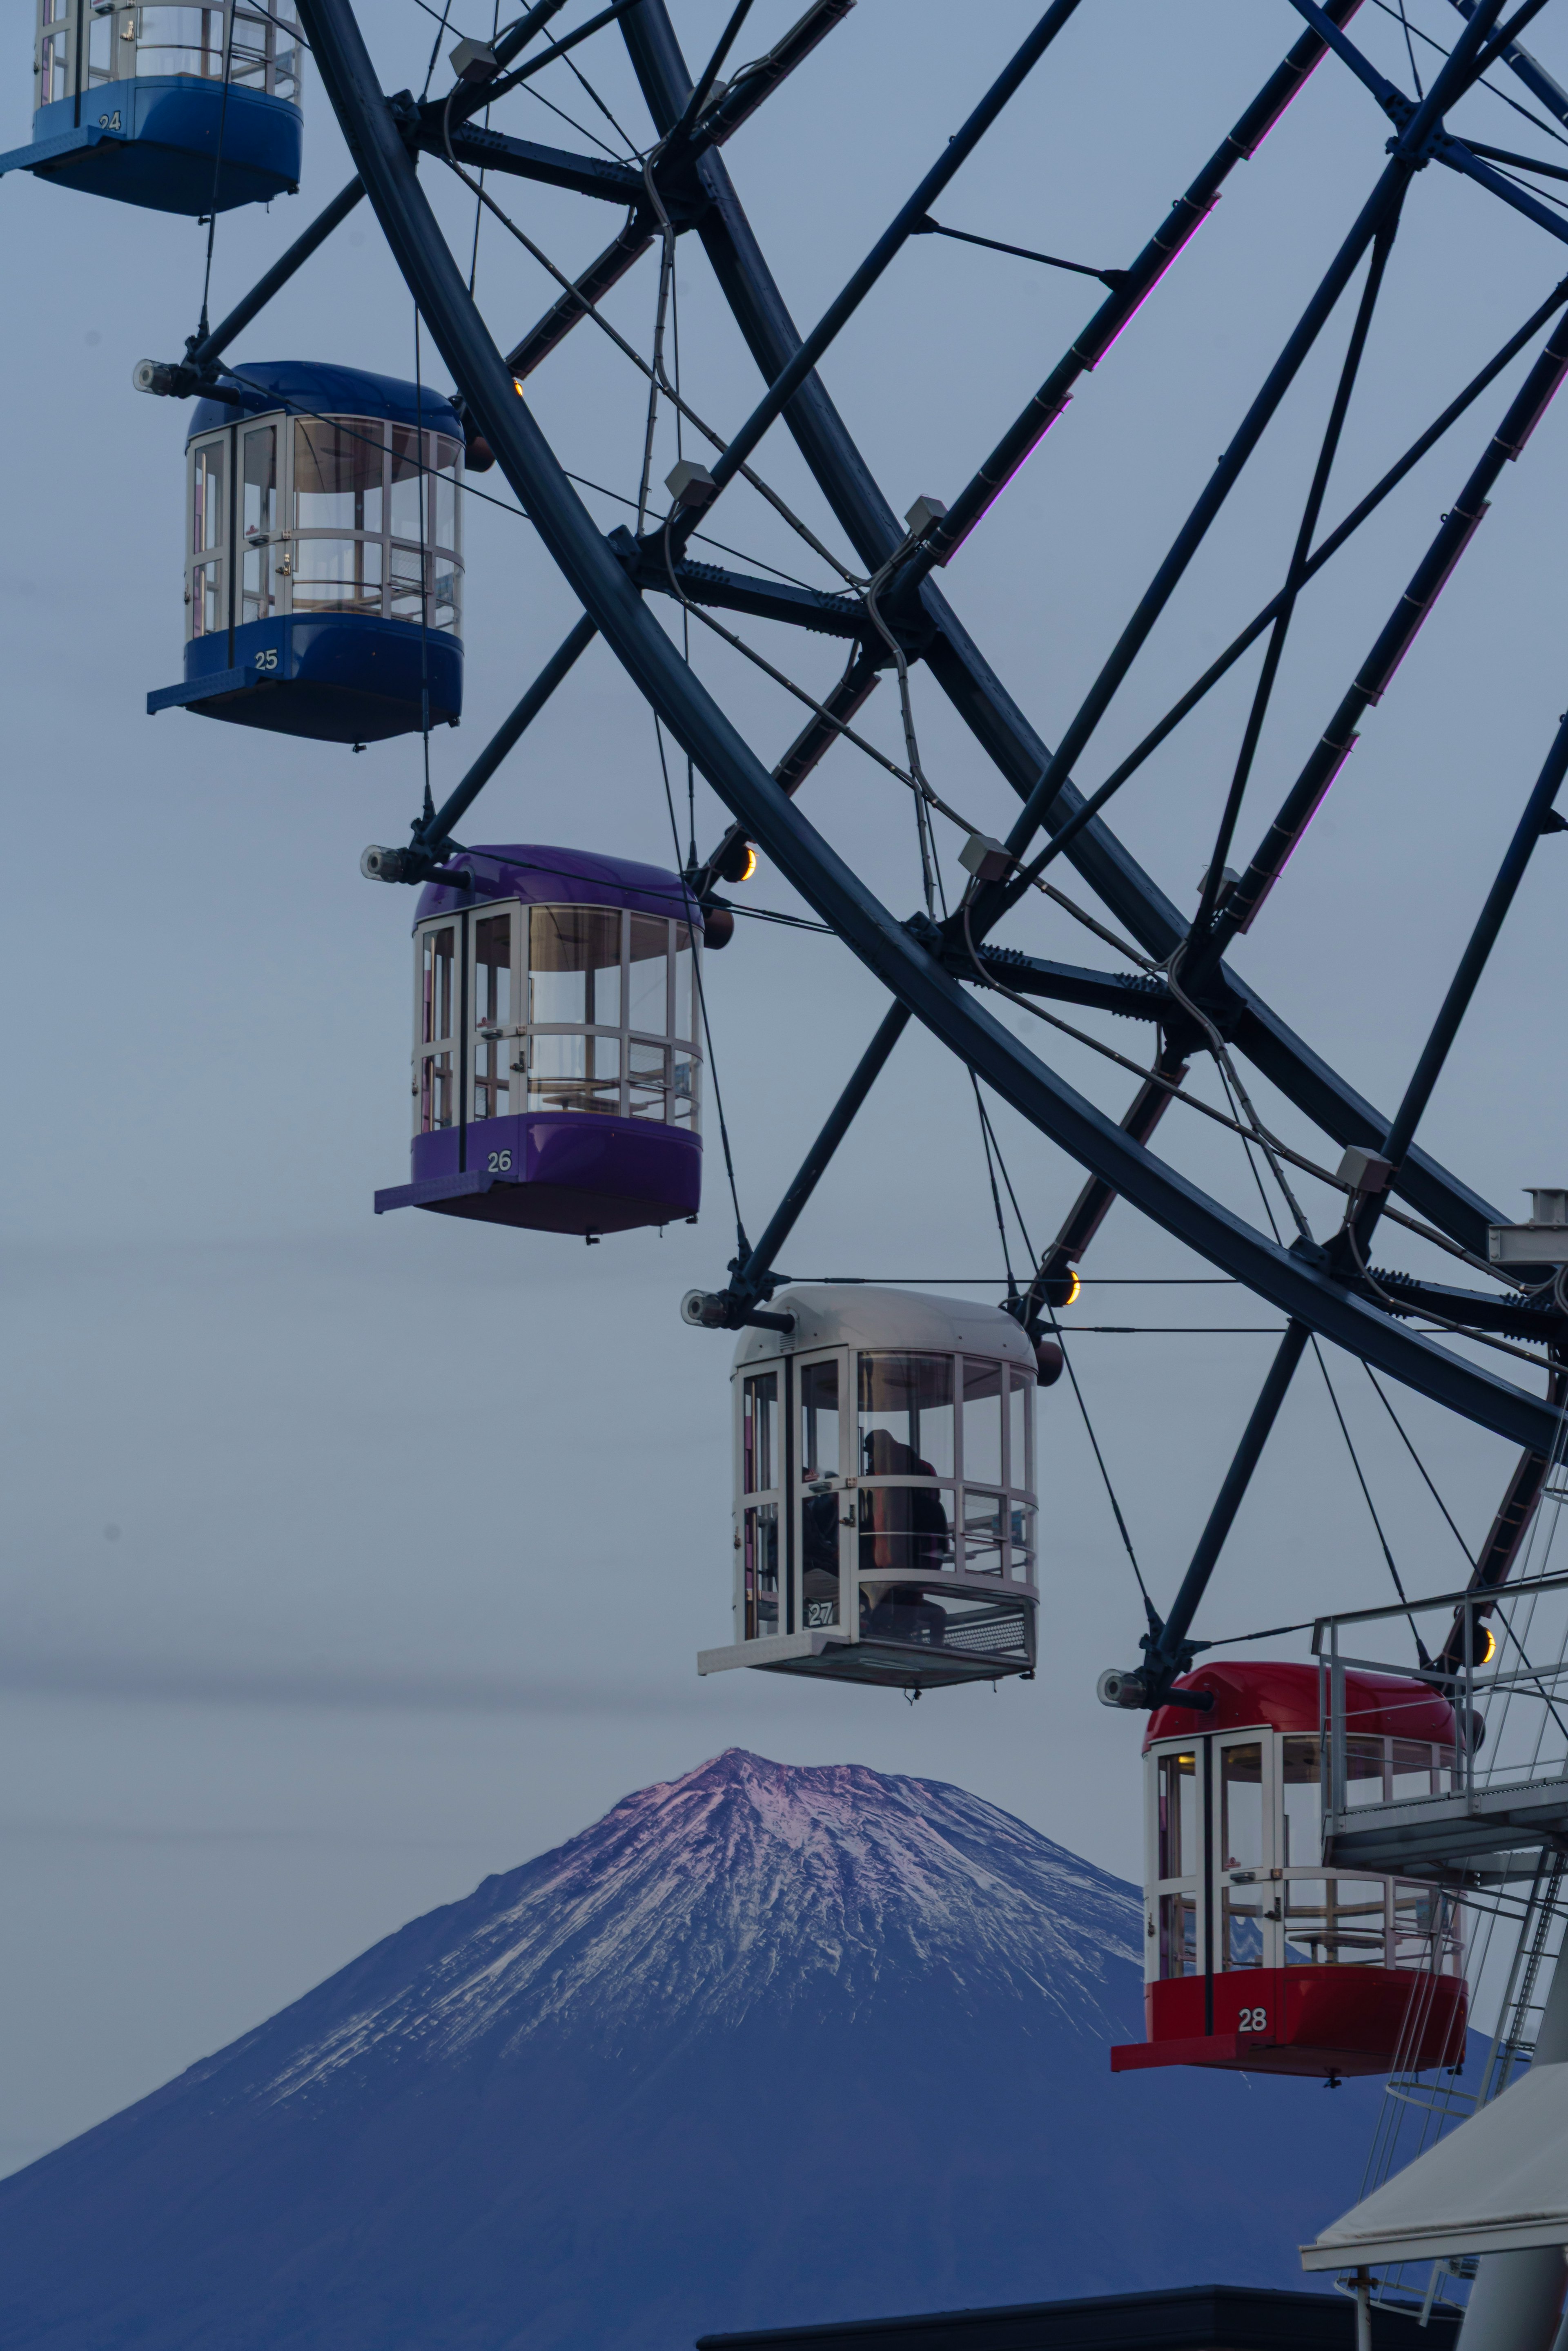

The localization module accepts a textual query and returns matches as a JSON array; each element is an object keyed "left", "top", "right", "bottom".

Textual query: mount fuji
[{"left": 0, "top": 1749, "right": 1383, "bottom": 2349}]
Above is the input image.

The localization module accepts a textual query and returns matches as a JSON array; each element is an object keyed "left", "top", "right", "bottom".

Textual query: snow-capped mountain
[
  {"left": 0, "top": 1750, "right": 1381, "bottom": 2351},
  {"left": 263, "top": 1749, "right": 1141, "bottom": 2086}
]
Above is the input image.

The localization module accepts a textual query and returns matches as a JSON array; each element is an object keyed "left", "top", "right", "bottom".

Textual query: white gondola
[{"left": 697, "top": 1288, "right": 1040, "bottom": 1692}]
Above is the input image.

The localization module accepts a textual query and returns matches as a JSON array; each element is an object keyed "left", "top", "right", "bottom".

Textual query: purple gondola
[{"left": 374, "top": 845, "right": 705, "bottom": 1238}]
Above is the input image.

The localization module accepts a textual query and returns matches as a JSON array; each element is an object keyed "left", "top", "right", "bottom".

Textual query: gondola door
[
  {"left": 795, "top": 1349, "right": 849, "bottom": 1638},
  {"left": 1149, "top": 1738, "right": 1205, "bottom": 1997}
]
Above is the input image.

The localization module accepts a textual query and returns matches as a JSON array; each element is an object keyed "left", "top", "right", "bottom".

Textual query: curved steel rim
[{"left": 296, "top": 0, "right": 1561, "bottom": 1457}]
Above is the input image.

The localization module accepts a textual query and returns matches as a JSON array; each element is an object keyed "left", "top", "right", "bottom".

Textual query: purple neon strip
[
  {"left": 1079, "top": 196, "right": 1220, "bottom": 372},
  {"left": 935, "top": 397, "right": 1072, "bottom": 563},
  {"left": 1238, "top": 734, "right": 1359, "bottom": 933},
  {"left": 1358, "top": 504, "right": 1490, "bottom": 707},
  {"left": 937, "top": 200, "right": 1222, "bottom": 565},
  {"left": 1498, "top": 353, "right": 1568, "bottom": 459},
  {"left": 1236, "top": 0, "right": 1366, "bottom": 156},
  {"left": 935, "top": 2, "right": 1366, "bottom": 569}
]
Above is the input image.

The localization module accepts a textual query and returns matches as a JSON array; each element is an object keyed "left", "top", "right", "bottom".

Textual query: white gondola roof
[
  {"left": 1301, "top": 2060, "right": 1568, "bottom": 2268},
  {"left": 732, "top": 1286, "right": 1036, "bottom": 1372}
]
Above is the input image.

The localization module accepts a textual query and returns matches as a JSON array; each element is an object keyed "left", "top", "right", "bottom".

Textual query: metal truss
[{"left": 265, "top": 0, "right": 1568, "bottom": 1684}]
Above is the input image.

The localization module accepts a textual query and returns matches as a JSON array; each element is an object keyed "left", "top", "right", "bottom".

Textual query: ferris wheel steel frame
[{"left": 286, "top": 0, "right": 1568, "bottom": 1666}]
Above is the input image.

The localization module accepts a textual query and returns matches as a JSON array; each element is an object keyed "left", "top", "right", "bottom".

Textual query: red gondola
[{"left": 1111, "top": 1661, "right": 1467, "bottom": 2081}]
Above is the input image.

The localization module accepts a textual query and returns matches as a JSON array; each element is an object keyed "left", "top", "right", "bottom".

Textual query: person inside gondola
[{"left": 858, "top": 1429, "right": 949, "bottom": 1646}]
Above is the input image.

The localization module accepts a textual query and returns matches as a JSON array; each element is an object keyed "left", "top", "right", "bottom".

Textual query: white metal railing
[{"left": 1315, "top": 1568, "right": 1568, "bottom": 1840}]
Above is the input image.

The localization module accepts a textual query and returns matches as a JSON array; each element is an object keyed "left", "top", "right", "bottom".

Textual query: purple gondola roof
[{"left": 414, "top": 845, "right": 702, "bottom": 928}]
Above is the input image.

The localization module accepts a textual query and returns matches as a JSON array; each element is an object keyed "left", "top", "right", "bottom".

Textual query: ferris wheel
[{"left": 18, "top": 0, "right": 1568, "bottom": 2154}]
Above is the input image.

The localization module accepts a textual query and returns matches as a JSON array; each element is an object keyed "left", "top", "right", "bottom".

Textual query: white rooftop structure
[{"left": 1302, "top": 2061, "right": 1568, "bottom": 2271}]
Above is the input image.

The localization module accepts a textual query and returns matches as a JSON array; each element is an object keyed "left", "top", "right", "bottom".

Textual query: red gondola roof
[{"left": 1144, "top": 1658, "right": 1455, "bottom": 1750}]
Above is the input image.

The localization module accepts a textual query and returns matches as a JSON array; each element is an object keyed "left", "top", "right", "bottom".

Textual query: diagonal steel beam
[
  {"left": 1451, "top": 0, "right": 1568, "bottom": 123},
  {"left": 187, "top": 176, "right": 366, "bottom": 372},
  {"left": 1028, "top": 1042, "right": 1193, "bottom": 1317},
  {"left": 687, "top": 0, "right": 856, "bottom": 153},
  {"left": 1434, "top": 130, "right": 1568, "bottom": 250},
  {"left": 1346, "top": 707, "right": 1568, "bottom": 1263},
  {"left": 433, "top": 123, "right": 644, "bottom": 204},
  {"left": 967, "top": 155, "right": 1413, "bottom": 926},
  {"left": 1282, "top": 0, "right": 1409, "bottom": 119},
  {"left": 622, "top": 538, "right": 864, "bottom": 634},
  {"left": 619, "top": 0, "right": 1503, "bottom": 1257},
  {"left": 295, "top": 0, "right": 1560, "bottom": 1458},
  {"left": 1143, "top": 1321, "right": 1313, "bottom": 1687},
  {"left": 659, "top": 0, "right": 1089, "bottom": 555},
  {"left": 1223, "top": 985, "right": 1499, "bottom": 1256},
  {"left": 989, "top": 269, "right": 1568, "bottom": 908},
  {"left": 901, "top": 1, "right": 1369, "bottom": 577},
  {"left": 1433, "top": 1366, "right": 1568, "bottom": 1677},
  {"left": 504, "top": 217, "right": 657, "bottom": 383},
  {"left": 1198, "top": 303, "right": 1568, "bottom": 967},
  {"left": 965, "top": 950, "right": 1172, "bottom": 1022}
]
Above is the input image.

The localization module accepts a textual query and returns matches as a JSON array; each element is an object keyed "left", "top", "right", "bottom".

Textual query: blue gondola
[
  {"left": 146, "top": 362, "right": 465, "bottom": 744},
  {"left": 0, "top": 4, "right": 303, "bottom": 216}
]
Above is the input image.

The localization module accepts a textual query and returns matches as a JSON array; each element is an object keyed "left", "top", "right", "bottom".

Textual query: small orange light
[
  {"left": 512, "top": 378, "right": 526, "bottom": 397},
  {"left": 1480, "top": 1624, "right": 1497, "bottom": 1664},
  {"left": 738, "top": 844, "right": 757, "bottom": 883},
  {"left": 1063, "top": 1268, "right": 1081, "bottom": 1308}
]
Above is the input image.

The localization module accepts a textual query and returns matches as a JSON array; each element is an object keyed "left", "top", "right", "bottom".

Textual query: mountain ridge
[{"left": 0, "top": 1747, "right": 1380, "bottom": 2351}]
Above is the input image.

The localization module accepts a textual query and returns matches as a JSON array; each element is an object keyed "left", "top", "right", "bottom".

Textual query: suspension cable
[
  {"left": 466, "top": 0, "right": 501, "bottom": 292},
  {"left": 437, "top": 131, "right": 865, "bottom": 585},
  {"left": 196, "top": 2, "right": 241, "bottom": 342},
  {"left": 418, "top": 0, "right": 456, "bottom": 99},
  {"left": 1363, "top": 1365, "right": 1478, "bottom": 1568},
  {"left": 1187, "top": 210, "right": 1401, "bottom": 950},
  {"left": 1219, "top": 1061, "right": 1427, "bottom": 1657},
  {"left": 1165, "top": 954, "right": 1314, "bottom": 1246},
  {"left": 971, "top": 1082, "right": 1151, "bottom": 1604},
  {"left": 653, "top": 716, "right": 745, "bottom": 1250},
  {"left": 968, "top": 1082, "right": 1018, "bottom": 1280},
  {"left": 560, "top": 47, "right": 639, "bottom": 154}
]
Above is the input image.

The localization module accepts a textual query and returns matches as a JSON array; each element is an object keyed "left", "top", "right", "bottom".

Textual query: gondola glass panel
[
  {"left": 1155, "top": 1749, "right": 1199, "bottom": 1980},
  {"left": 188, "top": 434, "right": 225, "bottom": 639},
  {"left": 418, "top": 924, "right": 456, "bottom": 1136},
  {"left": 5, "top": 1, "right": 303, "bottom": 213},
  {"left": 240, "top": 425, "right": 278, "bottom": 625},
  {"left": 374, "top": 848, "right": 705, "bottom": 1237},
  {"left": 1111, "top": 1661, "right": 1467, "bottom": 2079}
]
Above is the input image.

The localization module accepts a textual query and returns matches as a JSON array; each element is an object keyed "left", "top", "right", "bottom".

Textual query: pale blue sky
[{"left": 5, "top": 0, "right": 1568, "bottom": 2173}]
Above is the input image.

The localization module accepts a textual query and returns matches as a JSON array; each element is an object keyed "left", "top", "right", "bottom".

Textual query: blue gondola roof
[{"left": 189, "top": 361, "right": 462, "bottom": 442}]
